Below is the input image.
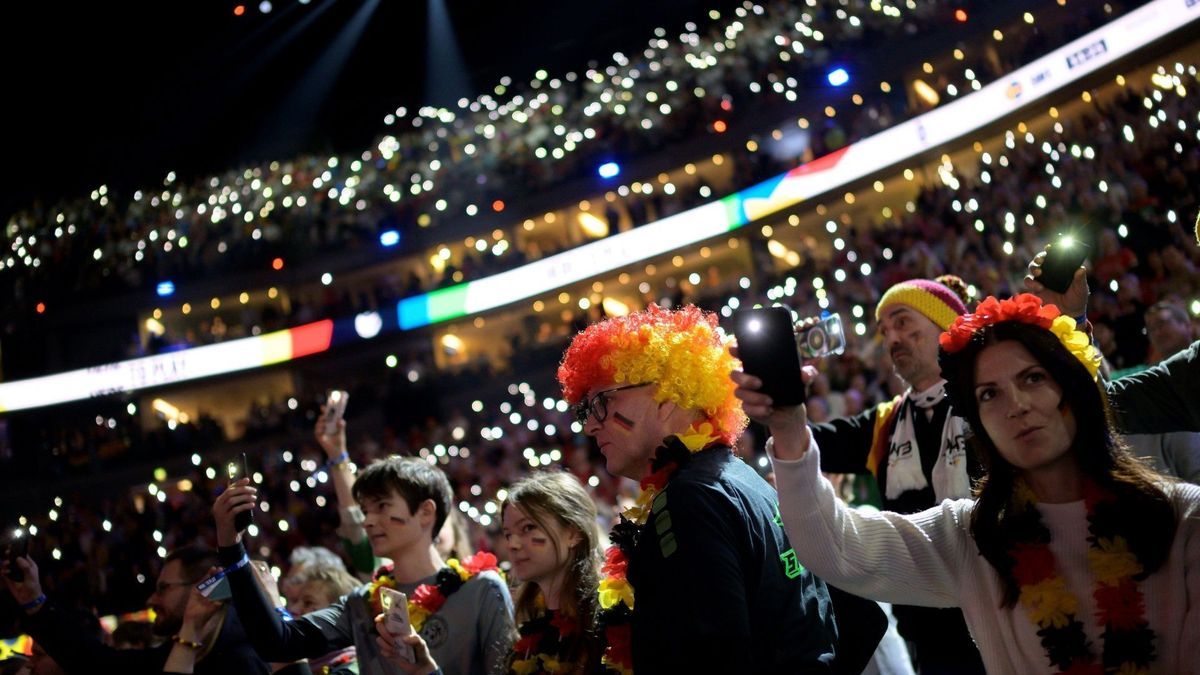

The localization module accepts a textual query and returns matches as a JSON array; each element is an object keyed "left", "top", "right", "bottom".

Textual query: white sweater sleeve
[{"left": 770, "top": 437, "right": 974, "bottom": 608}]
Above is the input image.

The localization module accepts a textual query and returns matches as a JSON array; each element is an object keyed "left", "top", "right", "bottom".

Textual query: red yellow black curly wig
[{"left": 557, "top": 304, "right": 747, "bottom": 445}]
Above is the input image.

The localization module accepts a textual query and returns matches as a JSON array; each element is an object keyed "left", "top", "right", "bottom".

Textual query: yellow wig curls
[{"left": 558, "top": 304, "right": 747, "bottom": 445}]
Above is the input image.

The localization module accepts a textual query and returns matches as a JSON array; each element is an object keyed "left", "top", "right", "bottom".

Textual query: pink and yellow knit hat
[{"left": 875, "top": 278, "right": 967, "bottom": 330}]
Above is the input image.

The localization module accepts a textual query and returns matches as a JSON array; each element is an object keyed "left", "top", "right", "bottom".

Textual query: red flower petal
[
  {"left": 601, "top": 546, "right": 628, "bottom": 579},
  {"left": 640, "top": 462, "right": 678, "bottom": 491},
  {"left": 604, "top": 625, "right": 633, "bottom": 667},
  {"left": 551, "top": 611, "right": 579, "bottom": 637},
  {"left": 1094, "top": 579, "right": 1146, "bottom": 630},
  {"left": 461, "top": 551, "right": 499, "bottom": 575},
  {"left": 1011, "top": 544, "right": 1056, "bottom": 586},
  {"left": 412, "top": 583, "right": 446, "bottom": 612}
]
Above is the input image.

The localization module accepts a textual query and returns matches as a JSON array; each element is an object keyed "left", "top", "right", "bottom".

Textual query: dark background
[{"left": 0, "top": 0, "right": 741, "bottom": 220}]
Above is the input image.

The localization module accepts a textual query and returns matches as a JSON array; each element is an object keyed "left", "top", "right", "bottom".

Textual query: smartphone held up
[
  {"left": 732, "top": 307, "right": 845, "bottom": 408},
  {"left": 227, "top": 452, "right": 254, "bottom": 533},
  {"left": 1038, "top": 233, "right": 1091, "bottom": 294},
  {"left": 3, "top": 528, "right": 29, "bottom": 582},
  {"left": 324, "top": 389, "right": 349, "bottom": 438},
  {"left": 380, "top": 587, "right": 416, "bottom": 662}
]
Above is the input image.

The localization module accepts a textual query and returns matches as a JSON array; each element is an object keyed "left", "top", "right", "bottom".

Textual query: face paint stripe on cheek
[{"left": 611, "top": 412, "right": 635, "bottom": 430}]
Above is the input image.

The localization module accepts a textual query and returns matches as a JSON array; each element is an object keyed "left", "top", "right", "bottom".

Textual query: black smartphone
[
  {"left": 1039, "top": 234, "right": 1090, "bottom": 294},
  {"left": 733, "top": 306, "right": 806, "bottom": 407},
  {"left": 227, "top": 453, "right": 254, "bottom": 533},
  {"left": 3, "top": 529, "right": 28, "bottom": 582}
]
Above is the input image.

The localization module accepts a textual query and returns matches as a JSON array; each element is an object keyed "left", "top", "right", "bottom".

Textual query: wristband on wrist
[
  {"left": 20, "top": 594, "right": 46, "bottom": 610},
  {"left": 324, "top": 450, "right": 351, "bottom": 470},
  {"left": 172, "top": 634, "right": 204, "bottom": 650}
]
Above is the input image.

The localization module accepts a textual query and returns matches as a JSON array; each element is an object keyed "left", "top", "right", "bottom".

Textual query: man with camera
[
  {"left": 808, "top": 277, "right": 985, "bottom": 674},
  {"left": 559, "top": 304, "right": 873, "bottom": 674},
  {"left": 1, "top": 546, "right": 269, "bottom": 674}
]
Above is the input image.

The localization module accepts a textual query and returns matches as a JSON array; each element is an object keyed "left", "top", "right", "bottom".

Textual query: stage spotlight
[
  {"left": 156, "top": 281, "right": 176, "bottom": 297},
  {"left": 259, "top": 1, "right": 272, "bottom": 13},
  {"left": 598, "top": 162, "right": 621, "bottom": 179},
  {"left": 827, "top": 68, "right": 850, "bottom": 87}
]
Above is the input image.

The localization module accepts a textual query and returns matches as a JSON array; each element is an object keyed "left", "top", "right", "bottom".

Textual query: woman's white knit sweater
[{"left": 770, "top": 439, "right": 1200, "bottom": 674}]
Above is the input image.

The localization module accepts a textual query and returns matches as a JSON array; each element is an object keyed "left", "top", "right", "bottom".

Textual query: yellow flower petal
[
  {"left": 1019, "top": 577, "right": 1078, "bottom": 628},
  {"left": 510, "top": 658, "right": 539, "bottom": 675},
  {"left": 1088, "top": 537, "right": 1143, "bottom": 585},
  {"left": 599, "top": 577, "right": 635, "bottom": 610},
  {"left": 676, "top": 422, "right": 719, "bottom": 452},
  {"left": 409, "top": 605, "right": 431, "bottom": 633}
]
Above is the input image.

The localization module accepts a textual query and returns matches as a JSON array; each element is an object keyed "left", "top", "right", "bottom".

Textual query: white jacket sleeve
[{"left": 770, "top": 437, "right": 974, "bottom": 608}]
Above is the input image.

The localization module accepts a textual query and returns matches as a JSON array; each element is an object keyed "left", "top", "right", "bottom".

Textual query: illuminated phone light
[{"left": 379, "top": 230, "right": 401, "bottom": 248}]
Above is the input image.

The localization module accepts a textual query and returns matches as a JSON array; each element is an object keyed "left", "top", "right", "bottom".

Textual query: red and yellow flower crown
[{"left": 939, "top": 293, "right": 1102, "bottom": 379}]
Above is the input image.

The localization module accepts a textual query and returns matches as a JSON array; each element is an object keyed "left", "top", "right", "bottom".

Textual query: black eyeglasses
[{"left": 573, "top": 383, "right": 652, "bottom": 425}]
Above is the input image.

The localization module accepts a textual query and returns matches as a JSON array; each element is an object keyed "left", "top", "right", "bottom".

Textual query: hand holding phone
[
  {"left": 1037, "top": 235, "right": 1090, "bottom": 294},
  {"left": 379, "top": 588, "right": 416, "bottom": 662},
  {"left": 227, "top": 453, "right": 254, "bottom": 533},
  {"left": 323, "top": 390, "right": 349, "bottom": 439},
  {"left": 733, "top": 306, "right": 806, "bottom": 407},
  {"left": 3, "top": 529, "right": 29, "bottom": 582}
]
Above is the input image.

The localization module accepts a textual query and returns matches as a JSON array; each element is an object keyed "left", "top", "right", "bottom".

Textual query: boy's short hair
[{"left": 352, "top": 456, "right": 452, "bottom": 534}]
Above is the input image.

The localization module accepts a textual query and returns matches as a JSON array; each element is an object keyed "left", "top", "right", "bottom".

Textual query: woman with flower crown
[
  {"left": 734, "top": 293, "right": 1200, "bottom": 673},
  {"left": 376, "top": 471, "right": 604, "bottom": 675}
]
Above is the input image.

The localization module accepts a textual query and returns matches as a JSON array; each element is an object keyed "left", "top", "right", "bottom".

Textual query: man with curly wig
[{"left": 559, "top": 304, "right": 840, "bottom": 674}]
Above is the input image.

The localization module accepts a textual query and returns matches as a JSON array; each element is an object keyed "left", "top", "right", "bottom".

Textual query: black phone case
[
  {"left": 233, "top": 454, "right": 254, "bottom": 532},
  {"left": 1039, "top": 241, "right": 1090, "bottom": 294},
  {"left": 734, "top": 307, "right": 805, "bottom": 407},
  {"left": 4, "top": 538, "right": 27, "bottom": 581}
]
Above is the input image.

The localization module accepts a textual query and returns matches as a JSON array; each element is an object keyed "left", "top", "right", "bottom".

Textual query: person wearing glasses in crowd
[
  {"left": 736, "top": 293, "right": 1200, "bottom": 672},
  {"left": 555, "top": 304, "right": 867, "bottom": 674},
  {"left": 1, "top": 546, "right": 269, "bottom": 674}
]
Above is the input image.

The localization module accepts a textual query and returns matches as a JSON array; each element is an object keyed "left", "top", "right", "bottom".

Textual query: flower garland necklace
[
  {"left": 508, "top": 593, "right": 582, "bottom": 675},
  {"left": 1009, "top": 479, "right": 1156, "bottom": 674},
  {"left": 369, "top": 552, "right": 501, "bottom": 632},
  {"left": 596, "top": 422, "right": 721, "bottom": 675}
]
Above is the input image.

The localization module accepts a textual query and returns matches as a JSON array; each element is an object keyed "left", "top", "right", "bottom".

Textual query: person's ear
[
  {"left": 563, "top": 527, "right": 582, "bottom": 549},
  {"left": 418, "top": 499, "right": 437, "bottom": 529}
]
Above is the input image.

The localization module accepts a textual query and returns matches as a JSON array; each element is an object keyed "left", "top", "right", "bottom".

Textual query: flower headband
[{"left": 939, "top": 293, "right": 1102, "bottom": 379}]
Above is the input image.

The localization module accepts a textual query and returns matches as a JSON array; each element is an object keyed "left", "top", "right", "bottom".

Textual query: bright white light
[{"left": 354, "top": 312, "right": 382, "bottom": 339}]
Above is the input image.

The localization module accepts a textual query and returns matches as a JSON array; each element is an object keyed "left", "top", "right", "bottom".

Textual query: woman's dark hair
[
  {"left": 502, "top": 471, "right": 603, "bottom": 669},
  {"left": 939, "top": 320, "right": 1177, "bottom": 607}
]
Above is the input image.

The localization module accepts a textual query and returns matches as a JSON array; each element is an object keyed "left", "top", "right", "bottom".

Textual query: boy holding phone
[{"left": 213, "top": 454, "right": 513, "bottom": 675}]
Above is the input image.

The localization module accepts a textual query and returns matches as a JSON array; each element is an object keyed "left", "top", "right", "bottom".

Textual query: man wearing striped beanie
[{"left": 809, "top": 276, "right": 986, "bottom": 674}]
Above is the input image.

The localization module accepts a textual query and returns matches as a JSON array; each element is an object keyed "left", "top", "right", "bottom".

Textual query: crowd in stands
[
  {"left": 7, "top": 56, "right": 1200, "bottom": 617},
  {"left": 3, "top": 0, "right": 1128, "bottom": 325},
  {"left": 2, "top": 2, "right": 1200, "bottom": 671}
]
